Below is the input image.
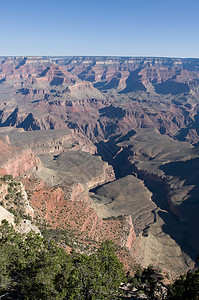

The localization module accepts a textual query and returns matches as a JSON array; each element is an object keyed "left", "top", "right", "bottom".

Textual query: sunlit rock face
[
  {"left": 0, "top": 139, "right": 41, "bottom": 178},
  {"left": 1, "top": 56, "right": 199, "bottom": 276},
  {"left": 0, "top": 56, "right": 199, "bottom": 143}
]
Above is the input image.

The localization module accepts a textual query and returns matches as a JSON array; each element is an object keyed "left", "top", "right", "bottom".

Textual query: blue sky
[{"left": 0, "top": 0, "right": 199, "bottom": 58}]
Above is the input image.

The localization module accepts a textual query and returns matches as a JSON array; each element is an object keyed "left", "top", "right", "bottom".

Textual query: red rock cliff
[{"left": 0, "top": 140, "right": 41, "bottom": 178}]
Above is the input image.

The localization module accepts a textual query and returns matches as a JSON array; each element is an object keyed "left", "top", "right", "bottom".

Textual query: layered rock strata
[
  {"left": 1, "top": 56, "right": 199, "bottom": 143},
  {"left": 0, "top": 139, "right": 41, "bottom": 178}
]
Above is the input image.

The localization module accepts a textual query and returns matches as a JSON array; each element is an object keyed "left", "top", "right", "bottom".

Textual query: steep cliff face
[
  {"left": 91, "top": 175, "right": 155, "bottom": 234},
  {"left": 120, "top": 215, "right": 136, "bottom": 251},
  {"left": 86, "top": 162, "right": 115, "bottom": 189},
  {"left": 0, "top": 140, "right": 41, "bottom": 178},
  {"left": 22, "top": 176, "right": 137, "bottom": 258}
]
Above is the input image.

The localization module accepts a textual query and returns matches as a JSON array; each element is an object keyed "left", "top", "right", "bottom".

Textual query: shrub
[{"left": 0, "top": 222, "right": 125, "bottom": 300}]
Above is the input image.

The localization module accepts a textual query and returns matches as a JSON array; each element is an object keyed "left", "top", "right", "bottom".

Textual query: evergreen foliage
[
  {"left": 2, "top": 219, "right": 199, "bottom": 299},
  {"left": 168, "top": 268, "right": 199, "bottom": 300},
  {"left": 0, "top": 221, "right": 125, "bottom": 299},
  {"left": 125, "top": 264, "right": 199, "bottom": 299}
]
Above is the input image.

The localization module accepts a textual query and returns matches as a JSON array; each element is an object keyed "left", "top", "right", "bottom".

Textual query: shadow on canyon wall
[{"left": 95, "top": 135, "right": 198, "bottom": 261}]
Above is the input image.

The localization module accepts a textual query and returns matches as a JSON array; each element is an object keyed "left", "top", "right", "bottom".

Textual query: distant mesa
[{"left": 0, "top": 56, "right": 199, "bottom": 143}]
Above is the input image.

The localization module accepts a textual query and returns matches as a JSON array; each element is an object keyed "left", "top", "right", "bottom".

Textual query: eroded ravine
[{"left": 92, "top": 135, "right": 196, "bottom": 275}]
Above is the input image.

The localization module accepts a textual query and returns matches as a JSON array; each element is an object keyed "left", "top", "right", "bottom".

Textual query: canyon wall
[
  {"left": 0, "top": 56, "right": 199, "bottom": 143},
  {"left": 0, "top": 140, "right": 41, "bottom": 178}
]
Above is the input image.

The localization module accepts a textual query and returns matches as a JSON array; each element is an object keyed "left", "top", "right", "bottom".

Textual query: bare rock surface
[
  {"left": 0, "top": 139, "right": 41, "bottom": 178},
  {"left": 0, "top": 205, "right": 15, "bottom": 225},
  {"left": 37, "top": 150, "right": 115, "bottom": 189},
  {"left": 0, "top": 128, "right": 97, "bottom": 155},
  {"left": 102, "top": 128, "right": 199, "bottom": 274},
  {"left": 1, "top": 56, "right": 199, "bottom": 275},
  {"left": 0, "top": 177, "right": 40, "bottom": 234},
  {"left": 91, "top": 175, "right": 155, "bottom": 233},
  {"left": 1, "top": 56, "right": 199, "bottom": 143},
  {"left": 137, "top": 209, "right": 193, "bottom": 277}
]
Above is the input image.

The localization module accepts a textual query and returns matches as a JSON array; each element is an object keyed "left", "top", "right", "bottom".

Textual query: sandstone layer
[
  {"left": 0, "top": 56, "right": 199, "bottom": 143},
  {"left": 0, "top": 139, "right": 41, "bottom": 178}
]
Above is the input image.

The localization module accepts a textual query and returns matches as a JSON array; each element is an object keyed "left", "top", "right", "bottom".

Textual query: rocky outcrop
[
  {"left": 0, "top": 128, "right": 97, "bottom": 156},
  {"left": 120, "top": 215, "right": 136, "bottom": 250},
  {"left": 0, "top": 205, "right": 40, "bottom": 235},
  {"left": 70, "top": 183, "right": 89, "bottom": 202},
  {"left": 91, "top": 175, "right": 155, "bottom": 234},
  {"left": 86, "top": 162, "right": 115, "bottom": 189},
  {"left": 15, "top": 219, "right": 40, "bottom": 234},
  {"left": 23, "top": 176, "right": 137, "bottom": 259},
  {"left": 0, "top": 177, "right": 40, "bottom": 234},
  {"left": 19, "top": 182, "right": 35, "bottom": 217},
  {"left": 36, "top": 150, "right": 115, "bottom": 190},
  {"left": 0, "top": 139, "right": 41, "bottom": 178},
  {"left": 0, "top": 205, "right": 15, "bottom": 225}
]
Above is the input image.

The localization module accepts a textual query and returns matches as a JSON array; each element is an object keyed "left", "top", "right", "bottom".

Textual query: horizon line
[{"left": 0, "top": 55, "right": 199, "bottom": 60}]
